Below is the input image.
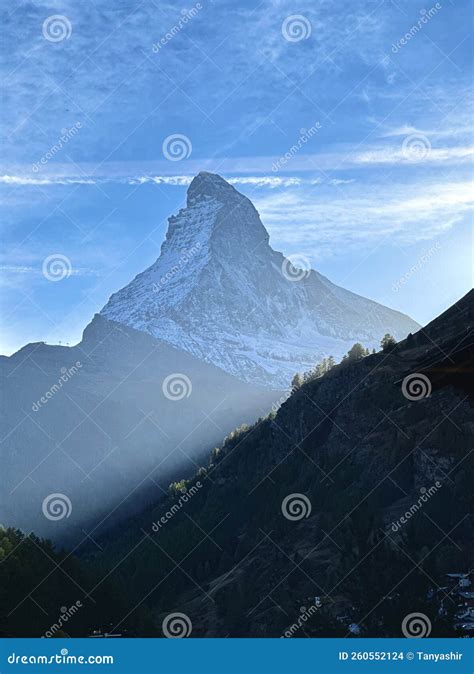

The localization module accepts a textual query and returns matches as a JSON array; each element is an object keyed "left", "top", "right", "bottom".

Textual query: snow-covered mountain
[{"left": 101, "top": 172, "right": 420, "bottom": 388}]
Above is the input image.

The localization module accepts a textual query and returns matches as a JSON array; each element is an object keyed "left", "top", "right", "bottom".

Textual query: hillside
[
  {"left": 0, "top": 315, "right": 279, "bottom": 539},
  {"left": 79, "top": 290, "right": 473, "bottom": 637}
]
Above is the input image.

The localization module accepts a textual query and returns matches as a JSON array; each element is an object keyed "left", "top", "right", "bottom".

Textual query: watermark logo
[
  {"left": 7, "top": 650, "right": 113, "bottom": 665},
  {"left": 282, "top": 15, "right": 312, "bottom": 42},
  {"left": 44, "top": 601, "right": 83, "bottom": 638},
  {"left": 402, "top": 612, "right": 432, "bottom": 638},
  {"left": 162, "top": 612, "right": 192, "bottom": 638},
  {"left": 272, "top": 122, "right": 321, "bottom": 171},
  {"left": 32, "top": 122, "right": 82, "bottom": 172},
  {"left": 162, "top": 134, "right": 192, "bottom": 161},
  {"left": 391, "top": 483, "right": 442, "bottom": 532},
  {"left": 402, "top": 133, "right": 432, "bottom": 162},
  {"left": 282, "top": 493, "right": 312, "bottom": 521},
  {"left": 392, "top": 241, "right": 441, "bottom": 292},
  {"left": 42, "top": 15, "right": 72, "bottom": 42},
  {"left": 162, "top": 373, "right": 192, "bottom": 401},
  {"left": 391, "top": 4, "right": 442, "bottom": 54},
  {"left": 281, "top": 254, "right": 311, "bottom": 282},
  {"left": 271, "top": 390, "right": 292, "bottom": 414},
  {"left": 152, "top": 481, "right": 202, "bottom": 532},
  {"left": 152, "top": 244, "right": 201, "bottom": 293},
  {"left": 42, "top": 254, "right": 72, "bottom": 282},
  {"left": 401, "top": 373, "right": 431, "bottom": 401},
  {"left": 152, "top": 3, "right": 203, "bottom": 53},
  {"left": 282, "top": 603, "right": 320, "bottom": 637},
  {"left": 32, "top": 362, "right": 83, "bottom": 412},
  {"left": 42, "top": 493, "right": 72, "bottom": 521}
]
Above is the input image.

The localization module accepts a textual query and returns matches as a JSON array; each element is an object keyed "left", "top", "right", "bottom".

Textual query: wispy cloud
[
  {"left": 0, "top": 173, "right": 309, "bottom": 188},
  {"left": 381, "top": 124, "right": 474, "bottom": 139},
  {"left": 1, "top": 137, "right": 472, "bottom": 187},
  {"left": 255, "top": 179, "right": 474, "bottom": 258},
  {"left": 354, "top": 145, "right": 473, "bottom": 166},
  {"left": 0, "top": 0, "right": 391, "bottom": 166},
  {"left": 0, "top": 175, "right": 96, "bottom": 186},
  {"left": 0, "top": 265, "right": 98, "bottom": 276},
  {"left": 129, "top": 175, "right": 303, "bottom": 188}
]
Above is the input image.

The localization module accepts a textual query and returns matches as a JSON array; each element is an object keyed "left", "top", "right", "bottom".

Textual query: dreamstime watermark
[
  {"left": 391, "top": 4, "right": 442, "bottom": 53},
  {"left": 402, "top": 133, "right": 432, "bottom": 161},
  {"left": 281, "top": 602, "right": 321, "bottom": 637},
  {"left": 401, "top": 373, "right": 432, "bottom": 401},
  {"left": 32, "top": 122, "right": 82, "bottom": 172},
  {"left": 162, "top": 373, "right": 192, "bottom": 401},
  {"left": 271, "top": 390, "right": 292, "bottom": 413},
  {"left": 44, "top": 601, "right": 83, "bottom": 638},
  {"left": 281, "top": 493, "right": 312, "bottom": 521},
  {"left": 281, "top": 15, "right": 312, "bottom": 42},
  {"left": 152, "top": 4, "right": 203, "bottom": 53},
  {"left": 391, "top": 482, "right": 442, "bottom": 532},
  {"left": 162, "top": 134, "right": 192, "bottom": 161},
  {"left": 272, "top": 122, "right": 321, "bottom": 171},
  {"left": 42, "top": 15, "right": 72, "bottom": 42},
  {"left": 7, "top": 650, "right": 113, "bottom": 666},
  {"left": 152, "top": 481, "right": 202, "bottom": 532},
  {"left": 281, "top": 254, "right": 311, "bottom": 282},
  {"left": 152, "top": 243, "right": 201, "bottom": 292},
  {"left": 42, "top": 493, "right": 72, "bottom": 521},
  {"left": 392, "top": 241, "right": 441, "bottom": 292},
  {"left": 162, "top": 612, "right": 192, "bottom": 638},
  {"left": 402, "top": 612, "right": 432, "bottom": 638},
  {"left": 32, "top": 362, "right": 83, "bottom": 412},
  {"left": 42, "top": 254, "right": 72, "bottom": 281}
]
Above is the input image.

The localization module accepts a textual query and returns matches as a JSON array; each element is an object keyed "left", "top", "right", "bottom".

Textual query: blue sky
[{"left": 1, "top": 0, "right": 472, "bottom": 355}]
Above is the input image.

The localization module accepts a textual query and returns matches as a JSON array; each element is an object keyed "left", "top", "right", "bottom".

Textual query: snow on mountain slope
[{"left": 101, "top": 172, "right": 420, "bottom": 388}]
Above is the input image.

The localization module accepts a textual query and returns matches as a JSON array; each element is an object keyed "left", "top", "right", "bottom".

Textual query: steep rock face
[{"left": 101, "top": 172, "right": 419, "bottom": 388}]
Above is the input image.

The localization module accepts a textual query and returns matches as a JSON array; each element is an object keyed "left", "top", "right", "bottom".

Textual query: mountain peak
[
  {"left": 100, "top": 180, "right": 420, "bottom": 388},
  {"left": 186, "top": 171, "right": 240, "bottom": 206}
]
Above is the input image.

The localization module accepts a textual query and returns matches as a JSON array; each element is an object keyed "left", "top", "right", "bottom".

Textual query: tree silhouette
[{"left": 381, "top": 333, "right": 397, "bottom": 351}]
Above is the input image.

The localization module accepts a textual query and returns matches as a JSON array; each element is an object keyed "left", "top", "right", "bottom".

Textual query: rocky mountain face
[
  {"left": 101, "top": 172, "right": 419, "bottom": 389},
  {"left": 85, "top": 291, "right": 473, "bottom": 637},
  {"left": 0, "top": 316, "right": 279, "bottom": 539}
]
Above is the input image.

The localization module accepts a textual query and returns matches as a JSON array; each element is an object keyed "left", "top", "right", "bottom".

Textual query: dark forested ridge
[
  {"left": 2, "top": 290, "right": 473, "bottom": 637},
  {"left": 0, "top": 527, "right": 154, "bottom": 637}
]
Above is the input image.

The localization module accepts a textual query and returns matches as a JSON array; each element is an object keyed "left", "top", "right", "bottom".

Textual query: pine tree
[
  {"left": 346, "top": 343, "right": 366, "bottom": 361},
  {"left": 291, "top": 373, "right": 303, "bottom": 391},
  {"left": 380, "top": 333, "right": 397, "bottom": 351}
]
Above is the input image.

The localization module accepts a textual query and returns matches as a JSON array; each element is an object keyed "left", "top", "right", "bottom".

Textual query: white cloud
[
  {"left": 0, "top": 264, "right": 99, "bottom": 276},
  {"left": 354, "top": 145, "right": 473, "bottom": 166},
  {"left": 2, "top": 133, "right": 472, "bottom": 188},
  {"left": 228, "top": 176, "right": 301, "bottom": 188},
  {"left": 127, "top": 175, "right": 302, "bottom": 188},
  {"left": 254, "top": 179, "right": 474, "bottom": 258},
  {"left": 381, "top": 122, "right": 474, "bottom": 141},
  {"left": 0, "top": 175, "right": 96, "bottom": 186},
  {"left": 329, "top": 178, "right": 355, "bottom": 185},
  {"left": 128, "top": 176, "right": 192, "bottom": 186},
  {"left": 0, "top": 172, "right": 341, "bottom": 188}
]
